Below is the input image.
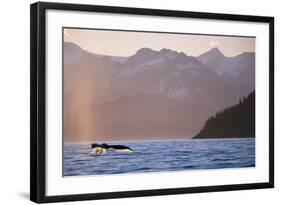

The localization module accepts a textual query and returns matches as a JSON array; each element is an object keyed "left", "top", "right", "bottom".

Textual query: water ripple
[{"left": 64, "top": 138, "right": 255, "bottom": 176}]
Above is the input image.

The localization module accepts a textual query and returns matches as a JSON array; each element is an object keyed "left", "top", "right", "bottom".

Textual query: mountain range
[
  {"left": 64, "top": 42, "right": 255, "bottom": 142},
  {"left": 198, "top": 47, "right": 255, "bottom": 97}
]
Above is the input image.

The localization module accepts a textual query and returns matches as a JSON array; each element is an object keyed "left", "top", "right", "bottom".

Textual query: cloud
[{"left": 209, "top": 41, "right": 219, "bottom": 47}]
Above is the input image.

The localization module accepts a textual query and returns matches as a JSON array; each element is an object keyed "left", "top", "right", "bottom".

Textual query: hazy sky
[{"left": 64, "top": 28, "right": 255, "bottom": 57}]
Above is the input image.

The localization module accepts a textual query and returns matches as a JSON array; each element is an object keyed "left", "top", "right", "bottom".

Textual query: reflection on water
[{"left": 64, "top": 138, "right": 255, "bottom": 176}]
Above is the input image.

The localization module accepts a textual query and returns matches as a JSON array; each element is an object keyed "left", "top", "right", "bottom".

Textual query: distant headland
[{"left": 193, "top": 91, "right": 255, "bottom": 139}]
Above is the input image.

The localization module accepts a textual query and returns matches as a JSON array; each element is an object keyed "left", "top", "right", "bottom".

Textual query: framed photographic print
[{"left": 30, "top": 1, "right": 274, "bottom": 203}]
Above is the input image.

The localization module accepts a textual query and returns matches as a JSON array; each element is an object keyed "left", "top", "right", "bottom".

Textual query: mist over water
[{"left": 64, "top": 138, "right": 255, "bottom": 176}]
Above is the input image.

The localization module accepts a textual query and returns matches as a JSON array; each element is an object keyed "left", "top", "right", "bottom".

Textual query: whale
[{"left": 91, "top": 143, "right": 133, "bottom": 155}]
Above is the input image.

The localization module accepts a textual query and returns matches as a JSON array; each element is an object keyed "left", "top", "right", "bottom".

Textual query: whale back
[{"left": 109, "top": 145, "right": 133, "bottom": 151}]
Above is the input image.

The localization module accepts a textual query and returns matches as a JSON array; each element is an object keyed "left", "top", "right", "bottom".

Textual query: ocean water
[{"left": 64, "top": 138, "right": 255, "bottom": 176}]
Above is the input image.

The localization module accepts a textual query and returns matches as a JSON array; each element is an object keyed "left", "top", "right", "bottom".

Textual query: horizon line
[{"left": 64, "top": 137, "right": 255, "bottom": 144}]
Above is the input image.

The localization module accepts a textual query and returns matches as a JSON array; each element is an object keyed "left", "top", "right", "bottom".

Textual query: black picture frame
[{"left": 30, "top": 1, "right": 274, "bottom": 203}]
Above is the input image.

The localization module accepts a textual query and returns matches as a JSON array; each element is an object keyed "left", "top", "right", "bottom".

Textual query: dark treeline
[{"left": 193, "top": 91, "right": 255, "bottom": 139}]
